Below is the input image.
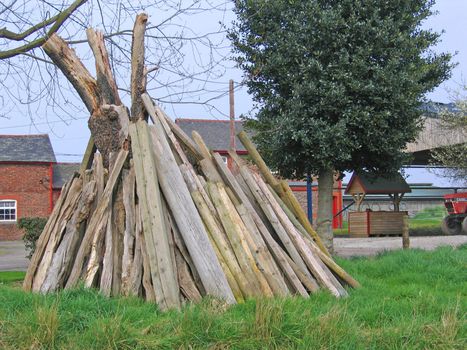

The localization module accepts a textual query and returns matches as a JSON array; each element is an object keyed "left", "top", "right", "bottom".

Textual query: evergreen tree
[{"left": 230, "top": 0, "right": 453, "bottom": 251}]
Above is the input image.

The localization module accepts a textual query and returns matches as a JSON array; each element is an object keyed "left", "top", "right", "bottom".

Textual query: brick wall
[{"left": 0, "top": 163, "right": 52, "bottom": 240}]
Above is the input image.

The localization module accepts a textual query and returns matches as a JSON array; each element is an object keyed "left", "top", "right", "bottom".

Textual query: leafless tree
[{"left": 0, "top": 0, "right": 237, "bottom": 124}]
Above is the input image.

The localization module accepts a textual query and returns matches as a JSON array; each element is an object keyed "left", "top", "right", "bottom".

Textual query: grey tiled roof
[
  {"left": 0, "top": 134, "right": 56, "bottom": 162},
  {"left": 175, "top": 119, "right": 248, "bottom": 152},
  {"left": 52, "top": 163, "right": 80, "bottom": 189}
]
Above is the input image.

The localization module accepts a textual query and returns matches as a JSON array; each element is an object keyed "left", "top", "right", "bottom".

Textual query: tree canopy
[{"left": 229, "top": 0, "right": 453, "bottom": 179}]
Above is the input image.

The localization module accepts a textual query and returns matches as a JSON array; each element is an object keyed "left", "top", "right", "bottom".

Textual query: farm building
[{"left": 0, "top": 134, "right": 78, "bottom": 240}]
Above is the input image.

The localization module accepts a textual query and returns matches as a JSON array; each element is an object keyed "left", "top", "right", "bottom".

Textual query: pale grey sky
[{"left": 0, "top": 1, "right": 465, "bottom": 186}]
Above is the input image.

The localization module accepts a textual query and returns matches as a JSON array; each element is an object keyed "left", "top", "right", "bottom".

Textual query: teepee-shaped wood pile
[{"left": 23, "top": 14, "right": 359, "bottom": 310}]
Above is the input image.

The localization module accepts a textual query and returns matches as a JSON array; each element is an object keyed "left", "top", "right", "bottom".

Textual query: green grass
[
  {"left": 1, "top": 246, "right": 466, "bottom": 349},
  {"left": 0, "top": 271, "right": 26, "bottom": 284}
]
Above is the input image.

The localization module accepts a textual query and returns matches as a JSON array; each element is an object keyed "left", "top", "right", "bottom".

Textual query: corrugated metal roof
[
  {"left": 175, "top": 119, "right": 249, "bottom": 152},
  {"left": 0, "top": 134, "right": 56, "bottom": 162}
]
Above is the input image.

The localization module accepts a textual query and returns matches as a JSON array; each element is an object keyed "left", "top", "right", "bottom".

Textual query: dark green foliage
[
  {"left": 0, "top": 246, "right": 466, "bottom": 349},
  {"left": 18, "top": 217, "right": 47, "bottom": 259},
  {"left": 229, "top": 0, "right": 453, "bottom": 179}
]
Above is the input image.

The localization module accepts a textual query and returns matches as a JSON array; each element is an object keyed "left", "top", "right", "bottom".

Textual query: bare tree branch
[{"left": 0, "top": 0, "right": 88, "bottom": 59}]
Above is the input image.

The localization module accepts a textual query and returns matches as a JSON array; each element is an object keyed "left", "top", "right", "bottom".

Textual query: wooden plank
[
  {"left": 191, "top": 190, "right": 248, "bottom": 300},
  {"left": 79, "top": 137, "right": 97, "bottom": 175},
  {"left": 175, "top": 246, "right": 202, "bottom": 302},
  {"left": 253, "top": 171, "right": 347, "bottom": 297},
  {"left": 65, "top": 148, "right": 129, "bottom": 289},
  {"left": 131, "top": 121, "right": 180, "bottom": 310},
  {"left": 239, "top": 166, "right": 311, "bottom": 277},
  {"left": 40, "top": 180, "right": 97, "bottom": 293},
  {"left": 137, "top": 120, "right": 180, "bottom": 309},
  {"left": 32, "top": 177, "right": 83, "bottom": 291},
  {"left": 145, "top": 99, "right": 203, "bottom": 161},
  {"left": 83, "top": 154, "right": 108, "bottom": 288},
  {"left": 128, "top": 203, "right": 143, "bottom": 297},
  {"left": 121, "top": 163, "right": 136, "bottom": 295},
  {"left": 234, "top": 202, "right": 290, "bottom": 296},
  {"left": 278, "top": 180, "right": 331, "bottom": 257},
  {"left": 140, "top": 230, "right": 156, "bottom": 302},
  {"left": 23, "top": 173, "right": 76, "bottom": 291},
  {"left": 268, "top": 184, "right": 360, "bottom": 289},
  {"left": 207, "top": 181, "right": 269, "bottom": 297},
  {"left": 111, "top": 181, "right": 125, "bottom": 296},
  {"left": 213, "top": 152, "right": 298, "bottom": 295},
  {"left": 100, "top": 210, "right": 114, "bottom": 296},
  {"left": 130, "top": 13, "right": 148, "bottom": 121},
  {"left": 237, "top": 131, "right": 280, "bottom": 190},
  {"left": 142, "top": 93, "right": 235, "bottom": 304},
  {"left": 169, "top": 211, "right": 206, "bottom": 296}
]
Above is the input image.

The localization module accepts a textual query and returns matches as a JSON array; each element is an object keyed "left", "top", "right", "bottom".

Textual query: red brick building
[{"left": 0, "top": 135, "right": 78, "bottom": 240}]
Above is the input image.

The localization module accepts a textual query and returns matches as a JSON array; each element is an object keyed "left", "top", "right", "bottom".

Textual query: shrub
[{"left": 18, "top": 217, "right": 48, "bottom": 259}]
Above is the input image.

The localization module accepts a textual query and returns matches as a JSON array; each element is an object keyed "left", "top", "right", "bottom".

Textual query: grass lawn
[
  {"left": 334, "top": 206, "right": 448, "bottom": 236},
  {"left": 0, "top": 246, "right": 466, "bottom": 349}
]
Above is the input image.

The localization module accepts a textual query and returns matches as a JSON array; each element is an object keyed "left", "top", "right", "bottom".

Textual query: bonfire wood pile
[{"left": 23, "top": 14, "right": 359, "bottom": 311}]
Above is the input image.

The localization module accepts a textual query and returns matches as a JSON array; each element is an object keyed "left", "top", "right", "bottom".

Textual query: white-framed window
[
  {"left": 221, "top": 156, "right": 228, "bottom": 164},
  {"left": 0, "top": 200, "right": 17, "bottom": 222}
]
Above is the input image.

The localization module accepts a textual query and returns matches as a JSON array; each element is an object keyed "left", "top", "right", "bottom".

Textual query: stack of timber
[{"left": 23, "top": 13, "right": 359, "bottom": 311}]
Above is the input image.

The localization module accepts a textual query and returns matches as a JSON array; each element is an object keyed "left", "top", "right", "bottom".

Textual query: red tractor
[{"left": 441, "top": 192, "right": 467, "bottom": 235}]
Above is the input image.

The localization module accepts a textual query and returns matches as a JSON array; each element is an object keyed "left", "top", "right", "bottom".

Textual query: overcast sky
[{"left": 1, "top": 1, "right": 465, "bottom": 185}]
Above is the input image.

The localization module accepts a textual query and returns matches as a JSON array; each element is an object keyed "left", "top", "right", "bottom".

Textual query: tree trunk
[{"left": 316, "top": 169, "right": 334, "bottom": 254}]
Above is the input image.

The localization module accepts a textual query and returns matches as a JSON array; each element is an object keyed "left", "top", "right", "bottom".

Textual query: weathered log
[
  {"left": 191, "top": 190, "right": 248, "bottom": 300},
  {"left": 143, "top": 93, "right": 235, "bottom": 304},
  {"left": 169, "top": 211, "right": 206, "bottom": 296},
  {"left": 282, "top": 252, "right": 319, "bottom": 293},
  {"left": 83, "top": 155, "right": 108, "bottom": 288},
  {"left": 175, "top": 246, "right": 202, "bottom": 303},
  {"left": 140, "top": 230, "right": 156, "bottom": 302},
  {"left": 128, "top": 203, "right": 143, "bottom": 297},
  {"left": 40, "top": 180, "right": 97, "bottom": 293},
  {"left": 213, "top": 152, "right": 307, "bottom": 295},
  {"left": 130, "top": 121, "right": 180, "bottom": 310},
  {"left": 237, "top": 131, "right": 282, "bottom": 192},
  {"left": 121, "top": 163, "right": 136, "bottom": 295},
  {"left": 66, "top": 148, "right": 129, "bottom": 289},
  {"left": 237, "top": 131, "right": 330, "bottom": 257},
  {"left": 79, "top": 137, "right": 97, "bottom": 175},
  {"left": 43, "top": 34, "right": 99, "bottom": 112},
  {"left": 147, "top": 104, "right": 203, "bottom": 161},
  {"left": 23, "top": 173, "right": 76, "bottom": 291},
  {"left": 253, "top": 172, "right": 347, "bottom": 297},
  {"left": 207, "top": 182, "right": 267, "bottom": 297},
  {"left": 279, "top": 180, "right": 330, "bottom": 257},
  {"left": 86, "top": 28, "right": 121, "bottom": 105},
  {"left": 239, "top": 165, "right": 311, "bottom": 277},
  {"left": 130, "top": 13, "right": 148, "bottom": 121},
  {"left": 267, "top": 184, "right": 360, "bottom": 289},
  {"left": 111, "top": 181, "right": 125, "bottom": 296},
  {"left": 32, "top": 177, "right": 83, "bottom": 291},
  {"left": 100, "top": 209, "right": 114, "bottom": 296}
]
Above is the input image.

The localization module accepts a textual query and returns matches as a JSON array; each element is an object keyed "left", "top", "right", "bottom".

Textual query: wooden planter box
[{"left": 348, "top": 211, "right": 408, "bottom": 237}]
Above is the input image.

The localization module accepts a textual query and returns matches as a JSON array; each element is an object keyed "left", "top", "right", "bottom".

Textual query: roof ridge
[
  {"left": 175, "top": 118, "right": 244, "bottom": 123},
  {"left": 0, "top": 134, "right": 49, "bottom": 138}
]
